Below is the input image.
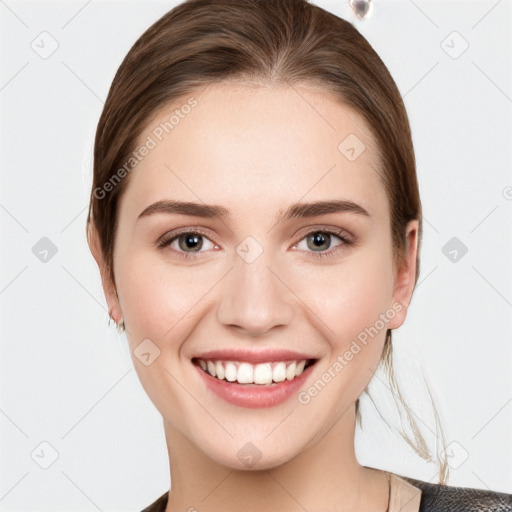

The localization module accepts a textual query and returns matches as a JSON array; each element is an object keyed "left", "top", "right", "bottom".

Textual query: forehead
[{"left": 121, "top": 82, "right": 388, "bottom": 222}]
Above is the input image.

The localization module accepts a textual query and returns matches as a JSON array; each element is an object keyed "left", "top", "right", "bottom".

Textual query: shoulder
[
  {"left": 401, "top": 475, "right": 512, "bottom": 512},
  {"left": 140, "top": 491, "right": 168, "bottom": 512}
]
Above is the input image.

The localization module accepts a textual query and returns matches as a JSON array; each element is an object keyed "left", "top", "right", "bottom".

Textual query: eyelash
[{"left": 156, "top": 227, "right": 354, "bottom": 261}]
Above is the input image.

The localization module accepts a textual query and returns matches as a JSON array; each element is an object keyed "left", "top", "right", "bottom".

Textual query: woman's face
[{"left": 100, "top": 82, "right": 417, "bottom": 469}]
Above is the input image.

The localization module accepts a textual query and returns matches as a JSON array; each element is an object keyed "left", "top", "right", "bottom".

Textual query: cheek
[
  {"left": 116, "top": 254, "right": 209, "bottom": 340},
  {"left": 114, "top": 255, "right": 208, "bottom": 415},
  {"left": 293, "top": 251, "right": 396, "bottom": 414},
  {"left": 299, "top": 248, "right": 395, "bottom": 347}
]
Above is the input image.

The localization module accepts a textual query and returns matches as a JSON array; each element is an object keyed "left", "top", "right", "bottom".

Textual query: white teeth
[
  {"left": 196, "top": 358, "right": 311, "bottom": 385},
  {"left": 215, "top": 361, "right": 225, "bottom": 380},
  {"left": 207, "top": 360, "right": 216, "bottom": 377},
  {"left": 295, "top": 360, "right": 306, "bottom": 376},
  {"left": 225, "top": 362, "right": 237, "bottom": 382},
  {"left": 272, "top": 362, "right": 286, "bottom": 382},
  {"left": 254, "top": 363, "right": 273, "bottom": 384},
  {"left": 237, "top": 363, "right": 254, "bottom": 384},
  {"left": 285, "top": 361, "right": 296, "bottom": 380}
]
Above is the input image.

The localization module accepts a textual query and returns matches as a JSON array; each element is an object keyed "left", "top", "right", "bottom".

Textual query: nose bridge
[{"left": 216, "top": 241, "right": 294, "bottom": 336}]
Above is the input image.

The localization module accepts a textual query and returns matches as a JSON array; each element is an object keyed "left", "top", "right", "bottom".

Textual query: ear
[
  {"left": 387, "top": 220, "right": 419, "bottom": 330},
  {"left": 87, "top": 222, "right": 123, "bottom": 324}
]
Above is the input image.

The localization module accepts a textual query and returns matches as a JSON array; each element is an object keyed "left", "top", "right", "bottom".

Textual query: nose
[{"left": 216, "top": 250, "right": 295, "bottom": 337}]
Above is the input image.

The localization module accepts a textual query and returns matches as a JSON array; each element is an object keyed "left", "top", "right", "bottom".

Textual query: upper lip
[{"left": 192, "top": 348, "right": 317, "bottom": 364}]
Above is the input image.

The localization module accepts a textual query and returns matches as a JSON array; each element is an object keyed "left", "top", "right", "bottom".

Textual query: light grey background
[{"left": 1, "top": 0, "right": 511, "bottom": 510}]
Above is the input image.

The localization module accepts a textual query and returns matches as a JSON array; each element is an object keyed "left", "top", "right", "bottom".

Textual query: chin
[{"left": 202, "top": 440, "right": 300, "bottom": 472}]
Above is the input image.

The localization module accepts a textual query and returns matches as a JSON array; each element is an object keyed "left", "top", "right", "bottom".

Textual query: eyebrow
[{"left": 137, "top": 199, "right": 369, "bottom": 222}]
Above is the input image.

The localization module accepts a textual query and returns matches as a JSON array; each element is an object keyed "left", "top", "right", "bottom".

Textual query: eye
[
  {"left": 157, "top": 229, "right": 217, "bottom": 259},
  {"left": 157, "top": 227, "right": 354, "bottom": 261},
  {"left": 292, "top": 229, "right": 353, "bottom": 260}
]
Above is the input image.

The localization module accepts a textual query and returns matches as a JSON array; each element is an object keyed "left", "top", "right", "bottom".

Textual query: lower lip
[{"left": 195, "top": 363, "right": 315, "bottom": 409}]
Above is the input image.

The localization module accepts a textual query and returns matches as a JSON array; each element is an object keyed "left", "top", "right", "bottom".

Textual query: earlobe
[
  {"left": 86, "top": 222, "right": 123, "bottom": 325},
  {"left": 388, "top": 220, "right": 419, "bottom": 330}
]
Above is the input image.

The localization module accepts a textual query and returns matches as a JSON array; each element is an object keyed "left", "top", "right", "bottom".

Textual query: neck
[{"left": 163, "top": 406, "right": 389, "bottom": 511}]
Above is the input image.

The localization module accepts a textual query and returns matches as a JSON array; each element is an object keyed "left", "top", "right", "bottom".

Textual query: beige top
[{"left": 388, "top": 473, "right": 422, "bottom": 512}]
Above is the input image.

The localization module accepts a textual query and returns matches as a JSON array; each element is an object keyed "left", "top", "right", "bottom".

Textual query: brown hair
[{"left": 87, "top": 0, "right": 446, "bottom": 481}]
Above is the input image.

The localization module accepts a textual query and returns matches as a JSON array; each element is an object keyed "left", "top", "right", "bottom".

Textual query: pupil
[
  {"left": 309, "top": 232, "right": 330, "bottom": 251},
  {"left": 180, "top": 234, "right": 202, "bottom": 252}
]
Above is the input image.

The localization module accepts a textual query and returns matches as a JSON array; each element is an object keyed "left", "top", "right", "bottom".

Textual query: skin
[{"left": 89, "top": 82, "right": 418, "bottom": 511}]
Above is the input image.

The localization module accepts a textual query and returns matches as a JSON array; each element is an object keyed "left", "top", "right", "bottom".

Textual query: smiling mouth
[{"left": 192, "top": 358, "right": 317, "bottom": 385}]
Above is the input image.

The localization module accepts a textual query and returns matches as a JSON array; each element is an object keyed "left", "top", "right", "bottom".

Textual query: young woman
[{"left": 87, "top": 0, "right": 511, "bottom": 510}]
